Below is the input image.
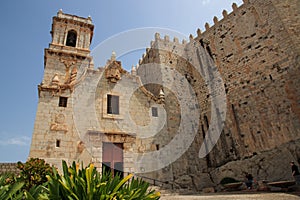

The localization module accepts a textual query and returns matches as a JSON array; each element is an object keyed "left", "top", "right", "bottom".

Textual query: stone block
[{"left": 202, "top": 187, "right": 215, "bottom": 193}]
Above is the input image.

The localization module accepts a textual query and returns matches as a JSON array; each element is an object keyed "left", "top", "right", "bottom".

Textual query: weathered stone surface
[
  {"left": 191, "top": 173, "right": 214, "bottom": 191},
  {"left": 211, "top": 139, "right": 300, "bottom": 184},
  {"left": 202, "top": 187, "right": 215, "bottom": 193},
  {"left": 175, "top": 175, "right": 192, "bottom": 189},
  {"left": 139, "top": 0, "right": 299, "bottom": 191}
]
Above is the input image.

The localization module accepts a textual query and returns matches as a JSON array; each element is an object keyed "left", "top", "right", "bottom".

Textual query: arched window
[{"left": 66, "top": 30, "right": 77, "bottom": 47}]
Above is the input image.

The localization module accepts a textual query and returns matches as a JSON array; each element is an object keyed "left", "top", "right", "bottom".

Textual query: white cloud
[
  {"left": 0, "top": 136, "right": 31, "bottom": 146},
  {"left": 202, "top": 0, "right": 211, "bottom": 5}
]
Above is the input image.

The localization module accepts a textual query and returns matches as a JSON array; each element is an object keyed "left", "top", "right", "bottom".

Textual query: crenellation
[
  {"left": 222, "top": 10, "right": 228, "bottom": 18},
  {"left": 213, "top": 16, "right": 218, "bottom": 24},
  {"left": 173, "top": 37, "right": 179, "bottom": 43},
  {"left": 189, "top": 34, "right": 193, "bottom": 41},
  {"left": 205, "top": 22, "right": 210, "bottom": 31},
  {"left": 232, "top": 2, "right": 238, "bottom": 11},
  {"left": 196, "top": 28, "right": 201, "bottom": 37},
  {"left": 154, "top": 32, "right": 160, "bottom": 40},
  {"left": 164, "top": 35, "right": 169, "bottom": 42}
]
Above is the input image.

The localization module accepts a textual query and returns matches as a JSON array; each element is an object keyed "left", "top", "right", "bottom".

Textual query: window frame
[
  {"left": 107, "top": 94, "right": 119, "bottom": 115},
  {"left": 103, "top": 93, "right": 123, "bottom": 119},
  {"left": 58, "top": 96, "right": 68, "bottom": 107},
  {"left": 151, "top": 107, "right": 158, "bottom": 117}
]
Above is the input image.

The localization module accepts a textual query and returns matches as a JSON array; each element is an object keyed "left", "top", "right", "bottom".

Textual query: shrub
[{"left": 17, "top": 158, "right": 53, "bottom": 190}]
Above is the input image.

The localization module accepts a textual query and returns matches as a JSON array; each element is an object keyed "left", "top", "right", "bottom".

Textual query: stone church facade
[{"left": 29, "top": 0, "right": 299, "bottom": 190}]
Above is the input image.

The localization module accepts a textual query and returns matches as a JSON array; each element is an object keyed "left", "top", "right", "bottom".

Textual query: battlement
[
  {"left": 152, "top": 32, "right": 188, "bottom": 46},
  {"left": 193, "top": 1, "right": 246, "bottom": 39},
  {"left": 136, "top": 32, "right": 191, "bottom": 67},
  {"left": 137, "top": 1, "right": 247, "bottom": 66},
  {"left": 151, "top": 1, "right": 247, "bottom": 45}
]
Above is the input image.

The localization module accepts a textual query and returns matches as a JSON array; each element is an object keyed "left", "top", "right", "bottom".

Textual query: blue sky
[{"left": 0, "top": 0, "right": 242, "bottom": 162}]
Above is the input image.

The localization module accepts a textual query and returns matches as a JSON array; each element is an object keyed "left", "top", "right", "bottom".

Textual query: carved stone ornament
[
  {"left": 39, "top": 58, "right": 78, "bottom": 96},
  {"left": 51, "top": 74, "right": 60, "bottom": 85},
  {"left": 50, "top": 113, "right": 68, "bottom": 132},
  {"left": 105, "top": 60, "right": 126, "bottom": 83},
  {"left": 77, "top": 141, "right": 85, "bottom": 153},
  {"left": 60, "top": 57, "right": 77, "bottom": 84},
  {"left": 70, "top": 66, "right": 78, "bottom": 84}
]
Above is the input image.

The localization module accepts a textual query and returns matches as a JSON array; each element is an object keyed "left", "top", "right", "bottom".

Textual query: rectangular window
[
  {"left": 107, "top": 95, "right": 119, "bottom": 114},
  {"left": 56, "top": 139, "right": 60, "bottom": 147},
  {"left": 156, "top": 144, "right": 160, "bottom": 150},
  {"left": 59, "top": 97, "right": 68, "bottom": 107},
  {"left": 152, "top": 107, "right": 158, "bottom": 117}
]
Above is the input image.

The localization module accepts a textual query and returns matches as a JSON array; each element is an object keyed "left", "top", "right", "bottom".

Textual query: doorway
[{"left": 102, "top": 142, "right": 124, "bottom": 178}]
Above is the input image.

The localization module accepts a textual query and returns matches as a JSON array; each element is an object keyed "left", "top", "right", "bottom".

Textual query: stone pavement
[{"left": 160, "top": 193, "right": 300, "bottom": 200}]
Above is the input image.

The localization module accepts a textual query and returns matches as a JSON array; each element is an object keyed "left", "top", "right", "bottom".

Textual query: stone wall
[
  {"left": 0, "top": 163, "right": 20, "bottom": 175},
  {"left": 195, "top": 0, "right": 300, "bottom": 167},
  {"left": 138, "top": 0, "right": 300, "bottom": 191}
]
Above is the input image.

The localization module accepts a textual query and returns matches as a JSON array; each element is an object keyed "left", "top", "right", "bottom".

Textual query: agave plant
[
  {"left": 23, "top": 184, "right": 49, "bottom": 200},
  {"left": 0, "top": 174, "right": 24, "bottom": 200},
  {"left": 45, "top": 160, "right": 160, "bottom": 200}
]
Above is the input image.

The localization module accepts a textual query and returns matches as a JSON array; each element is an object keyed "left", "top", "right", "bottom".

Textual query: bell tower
[
  {"left": 41, "top": 9, "right": 94, "bottom": 87},
  {"left": 29, "top": 10, "right": 94, "bottom": 167},
  {"left": 51, "top": 9, "right": 93, "bottom": 50}
]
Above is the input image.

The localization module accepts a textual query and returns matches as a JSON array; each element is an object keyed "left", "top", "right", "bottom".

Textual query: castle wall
[
  {"left": 195, "top": 0, "right": 300, "bottom": 165},
  {"left": 138, "top": 0, "right": 300, "bottom": 190}
]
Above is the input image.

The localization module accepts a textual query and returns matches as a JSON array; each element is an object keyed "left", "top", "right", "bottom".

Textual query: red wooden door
[{"left": 102, "top": 142, "right": 123, "bottom": 177}]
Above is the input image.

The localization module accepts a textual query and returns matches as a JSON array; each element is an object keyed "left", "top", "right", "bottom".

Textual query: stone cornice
[
  {"left": 53, "top": 16, "right": 94, "bottom": 30},
  {"left": 45, "top": 48, "right": 91, "bottom": 60}
]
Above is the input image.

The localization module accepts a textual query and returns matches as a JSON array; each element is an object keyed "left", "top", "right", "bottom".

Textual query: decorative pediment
[
  {"left": 105, "top": 60, "right": 126, "bottom": 83},
  {"left": 105, "top": 52, "right": 126, "bottom": 83}
]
